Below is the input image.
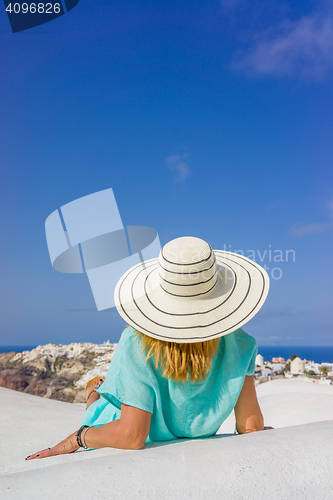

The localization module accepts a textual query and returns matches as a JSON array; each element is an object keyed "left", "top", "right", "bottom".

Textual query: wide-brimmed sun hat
[{"left": 114, "top": 236, "right": 269, "bottom": 343}]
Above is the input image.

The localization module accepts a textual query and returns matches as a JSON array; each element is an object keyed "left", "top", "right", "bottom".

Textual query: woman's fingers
[
  {"left": 25, "top": 432, "right": 80, "bottom": 461},
  {"left": 25, "top": 447, "right": 54, "bottom": 460}
]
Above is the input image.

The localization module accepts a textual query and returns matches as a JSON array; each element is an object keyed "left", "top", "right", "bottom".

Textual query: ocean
[
  {"left": 1, "top": 344, "right": 333, "bottom": 363},
  {"left": 257, "top": 346, "right": 333, "bottom": 364},
  {"left": 0, "top": 345, "right": 38, "bottom": 354}
]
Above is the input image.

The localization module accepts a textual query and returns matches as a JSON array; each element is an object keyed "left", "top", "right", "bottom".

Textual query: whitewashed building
[
  {"left": 304, "top": 361, "right": 321, "bottom": 374},
  {"left": 258, "top": 366, "right": 274, "bottom": 378},
  {"left": 291, "top": 357, "right": 305, "bottom": 374},
  {"left": 272, "top": 363, "right": 285, "bottom": 374},
  {"left": 255, "top": 354, "right": 264, "bottom": 368}
]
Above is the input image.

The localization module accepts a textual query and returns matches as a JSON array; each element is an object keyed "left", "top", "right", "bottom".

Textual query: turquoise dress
[{"left": 81, "top": 326, "right": 257, "bottom": 442}]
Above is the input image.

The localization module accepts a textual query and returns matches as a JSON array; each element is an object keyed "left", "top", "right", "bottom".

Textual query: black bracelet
[
  {"left": 81, "top": 426, "right": 92, "bottom": 449},
  {"left": 76, "top": 425, "right": 89, "bottom": 448}
]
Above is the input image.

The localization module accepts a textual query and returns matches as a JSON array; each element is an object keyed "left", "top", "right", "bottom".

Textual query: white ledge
[{"left": 1, "top": 379, "right": 333, "bottom": 499}]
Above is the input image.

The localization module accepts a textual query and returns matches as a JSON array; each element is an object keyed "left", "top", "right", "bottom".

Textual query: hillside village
[
  {"left": 255, "top": 354, "right": 333, "bottom": 385},
  {"left": 0, "top": 343, "right": 332, "bottom": 403},
  {"left": 0, "top": 342, "right": 117, "bottom": 402}
]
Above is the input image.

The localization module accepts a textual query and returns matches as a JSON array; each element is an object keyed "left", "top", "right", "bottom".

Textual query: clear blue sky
[{"left": 1, "top": 0, "right": 333, "bottom": 346}]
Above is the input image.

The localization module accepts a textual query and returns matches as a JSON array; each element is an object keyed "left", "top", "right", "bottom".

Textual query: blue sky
[{"left": 1, "top": 0, "right": 333, "bottom": 346}]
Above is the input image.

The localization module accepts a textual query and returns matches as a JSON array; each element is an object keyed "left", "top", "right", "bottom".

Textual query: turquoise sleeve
[
  {"left": 97, "top": 326, "right": 155, "bottom": 413},
  {"left": 246, "top": 340, "right": 258, "bottom": 376}
]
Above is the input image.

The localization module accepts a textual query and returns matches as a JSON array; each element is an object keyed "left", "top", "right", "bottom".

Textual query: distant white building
[
  {"left": 303, "top": 362, "right": 333, "bottom": 376},
  {"left": 272, "top": 363, "right": 285, "bottom": 374},
  {"left": 320, "top": 363, "right": 333, "bottom": 377},
  {"left": 256, "top": 366, "right": 274, "bottom": 378},
  {"left": 255, "top": 354, "right": 264, "bottom": 368},
  {"left": 304, "top": 361, "right": 321, "bottom": 374},
  {"left": 291, "top": 357, "right": 305, "bottom": 375}
]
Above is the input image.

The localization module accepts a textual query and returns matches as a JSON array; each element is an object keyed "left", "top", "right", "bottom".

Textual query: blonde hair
[{"left": 135, "top": 330, "right": 220, "bottom": 383}]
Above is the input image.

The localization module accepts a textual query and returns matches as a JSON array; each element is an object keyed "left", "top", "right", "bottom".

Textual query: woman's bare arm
[
  {"left": 84, "top": 403, "right": 151, "bottom": 450},
  {"left": 234, "top": 375, "right": 264, "bottom": 434},
  {"left": 26, "top": 403, "right": 151, "bottom": 460}
]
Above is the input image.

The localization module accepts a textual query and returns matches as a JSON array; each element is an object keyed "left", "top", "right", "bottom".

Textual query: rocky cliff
[{"left": 0, "top": 342, "right": 116, "bottom": 403}]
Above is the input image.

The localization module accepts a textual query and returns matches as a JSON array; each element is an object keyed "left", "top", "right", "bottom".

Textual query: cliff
[{"left": 0, "top": 342, "right": 116, "bottom": 403}]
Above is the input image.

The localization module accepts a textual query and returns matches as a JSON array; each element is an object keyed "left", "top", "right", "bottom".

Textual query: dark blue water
[
  {"left": 258, "top": 346, "right": 333, "bottom": 363},
  {"left": 1, "top": 345, "right": 333, "bottom": 363},
  {"left": 0, "top": 345, "right": 38, "bottom": 353}
]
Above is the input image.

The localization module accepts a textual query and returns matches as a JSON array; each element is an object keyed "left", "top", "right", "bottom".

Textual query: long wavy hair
[{"left": 135, "top": 330, "right": 220, "bottom": 383}]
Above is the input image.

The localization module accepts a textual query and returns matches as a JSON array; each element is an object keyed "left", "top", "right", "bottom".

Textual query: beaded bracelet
[
  {"left": 81, "top": 426, "right": 91, "bottom": 449},
  {"left": 76, "top": 425, "right": 89, "bottom": 448}
]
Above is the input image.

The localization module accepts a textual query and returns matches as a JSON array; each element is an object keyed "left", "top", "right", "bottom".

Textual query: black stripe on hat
[
  {"left": 144, "top": 263, "right": 237, "bottom": 317},
  {"left": 160, "top": 275, "right": 219, "bottom": 297},
  {"left": 161, "top": 245, "right": 213, "bottom": 266},
  {"left": 158, "top": 268, "right": 218, "bottom": 288},
  {"left": 158, "top": 259, "right": 216, "bottom": 275}
]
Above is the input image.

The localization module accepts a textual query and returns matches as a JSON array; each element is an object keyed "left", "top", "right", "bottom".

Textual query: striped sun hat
[{"left": 114, "top": 236, "right": 269, "bottom": 343}]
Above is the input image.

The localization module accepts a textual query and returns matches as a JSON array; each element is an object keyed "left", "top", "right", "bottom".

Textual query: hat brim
[{"left": 114, "top": 250, "right": 269, "bottom": 343}]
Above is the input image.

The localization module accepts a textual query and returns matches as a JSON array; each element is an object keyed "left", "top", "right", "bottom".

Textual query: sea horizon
[
  {"left": 1, "top": 344, "right": 333, "bottom": 364},
  {"left": 257, "top": 345, "right": 333, "bottom": 364}
]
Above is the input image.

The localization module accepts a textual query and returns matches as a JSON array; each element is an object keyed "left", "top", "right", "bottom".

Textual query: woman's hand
[{"left": 25, "top": 431, "right": 80, "bottom": 461}]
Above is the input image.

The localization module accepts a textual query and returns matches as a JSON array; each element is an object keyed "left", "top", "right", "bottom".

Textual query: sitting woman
[{"left": 26, "top": 236, "right": 271, "bottom": 459}]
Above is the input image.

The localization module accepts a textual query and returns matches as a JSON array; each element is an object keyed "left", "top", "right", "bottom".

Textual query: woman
[{"left": 26, "top": 236, "right": 271, "bottom": 459}]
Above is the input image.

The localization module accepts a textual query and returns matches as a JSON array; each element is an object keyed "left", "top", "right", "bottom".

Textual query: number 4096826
[{"left": 6, "top": 3, "right": 61, "bottom": 14}]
